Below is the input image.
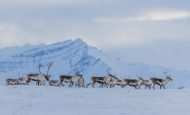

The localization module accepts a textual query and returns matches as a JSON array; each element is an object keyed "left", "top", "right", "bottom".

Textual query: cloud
[
  {"left": 91, "top": 9, "right": 190, "bottom": 48},
  {"left": 94, "top": 10, "right": 190, "bottom": 23},
  {"left": 0, "top": 1, "right": 190, "bottom": 49},
  {"left": 0, "top": 23, "right": 48, "bottom": 48},
  {"left": 0, "top": 0, "right": 110, "bottom": 7},
  {"left": 135, "top": 10, "right": 190, "bottom": 21}
]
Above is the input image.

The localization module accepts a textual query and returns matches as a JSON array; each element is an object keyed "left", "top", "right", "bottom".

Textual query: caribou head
[
  {"left": 73, "top": 68, "right": 84, "bottom": 77},
  {"left": 26, "top": 63, "right": 53, "bottom": 85},
  {"left": 166, "top": 75, "right": 173, "bottom": 81},
  {"left": 44, "top": 62, "right": 53, "bottom": 81},
  {"left": 164, "top": 72, "right": 173, "bottom": 81},
  {"left": 138, "top": 77, "right": 144, "bottom": 80}
]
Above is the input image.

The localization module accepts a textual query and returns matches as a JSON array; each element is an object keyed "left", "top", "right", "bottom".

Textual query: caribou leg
[
  {"left": 153, "top": 83, "right": 156, "bottom": 89},
  {"left": 104, "top": 83, "right": 108, "bottom": 88},
  {"left": 163, "top": 85, "right": 166, "bottom": 89},
  {"left": 145, "top": 85, "right": 147, "bottom": 90},
  {"left": 123, "top": 84, "right": 127, "bottom": 88},
  {"left": 99, "top": 83, "right": 103, "bottom": 88},
  {"left": 162, "top": 85, "right": 165, "bottom": 89},
  {"left": 69, "top": 81, "right": 73, "bottom": 87},
  {"left": 160, "top": 85, "right": 162, "bottom": 89},
  {"left": 36, "top": 81, "right": 39, "bottom": 86},
  {"left": 148, "top": 85, "right": 151, "bottom": 89},
  {"left": 111, "top": 84, "right": 115, "bottom": 88},
  {"left": 138, "top": 85, "right": 141, "bottom": 89},
  {"left": 60, "top": 81, "right": 64, "bottom": 87},
  {"left": 99, "top": 83, "right": 104, "bottom": 88},
  {"left": 86, "top": 83, "right": 92, "bottom": 88},
  {"left": 92, "top": 82, "right": 97, "bottom": 88},
  {"left": 92, "top": 83, "right": 95, "bottom": 88}
]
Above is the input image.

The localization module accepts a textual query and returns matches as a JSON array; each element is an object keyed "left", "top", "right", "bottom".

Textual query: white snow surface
[{"left": 0, "top": 86, "right": 189, "bottom": 115}]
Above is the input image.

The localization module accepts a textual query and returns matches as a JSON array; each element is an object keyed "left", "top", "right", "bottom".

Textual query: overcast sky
[{"left": 0, "top": 0, "right": 190, "bottom": 70}]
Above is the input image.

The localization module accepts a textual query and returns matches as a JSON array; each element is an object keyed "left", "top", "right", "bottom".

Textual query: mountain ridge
[{"left": 0, "top": 38, "right": 189, "bottom": 88}]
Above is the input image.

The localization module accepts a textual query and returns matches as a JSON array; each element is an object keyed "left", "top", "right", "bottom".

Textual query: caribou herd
[{"left": 5, "top": 63, "right": 173, "bottom": 89}]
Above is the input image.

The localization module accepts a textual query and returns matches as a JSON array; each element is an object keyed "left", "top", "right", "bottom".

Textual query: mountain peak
[
  {"left": 73, "top": 38, "right": 87, "bottom": 45},
  {"left": 49, "top": 38, "right": 87, "bottom": 49}
]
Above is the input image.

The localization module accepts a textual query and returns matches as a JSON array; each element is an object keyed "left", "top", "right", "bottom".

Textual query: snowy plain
[
  {"left": 0, "top": 39, "right": 189, "bottom": 115},
  {"left": 0, "top": 86, "right": 189, "bottom": 115}
]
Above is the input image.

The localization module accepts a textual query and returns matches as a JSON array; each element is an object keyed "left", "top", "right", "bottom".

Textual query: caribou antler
[
  {"left": 163, "top": 72, "right": 168, "bottom": 75},
  {"left": 46, "top": 62, "right": 53, "bottom": 77},
  {"left": 74, "top": 68, "right": 84, "bottom": 77},
  {"left": 38, "top": 63, "right": 43, "bottom": 74},
  {"left": 107, "top": 68, "right": 116, "bottom": 77}
]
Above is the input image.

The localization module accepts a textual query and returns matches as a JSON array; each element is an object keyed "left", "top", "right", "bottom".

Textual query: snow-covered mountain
[{"left": 0, "top": 39, "right": 189, "bottom": 88}]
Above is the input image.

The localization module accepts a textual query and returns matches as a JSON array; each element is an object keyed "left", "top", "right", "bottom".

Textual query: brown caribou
[
  {"left": 123, "top": 78, "right": 143, "bottom": 89},
  {"left": 59, "top": 75, "right": 73, "bottom": 87},
  {"left": 86, "top": 76, "right": 106, "bottom": 88}
]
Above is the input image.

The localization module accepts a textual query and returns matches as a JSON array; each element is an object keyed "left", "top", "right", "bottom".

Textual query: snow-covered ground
[{"left": 0, "top": 86, "right": 189, "bottom": 115}]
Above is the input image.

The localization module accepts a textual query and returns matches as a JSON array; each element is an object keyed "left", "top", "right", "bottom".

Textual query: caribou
[
  {"left": 59, "top": 73, "right": 85, "bottom": 88},
  {"left": 27, "top": 63, "right": 53, "bottom": 86},
  {"left": 17, "top": 77, "right": 29, "bottom": 85},
  {"left": 87, "top": 74, "right": 120, "bottom": 88},
  {"left": 86, "top": 76, "right": 106, "bottom": 88},
  {"left": 49, "top": 80, "right": 61, "bottom": 87},
  {"left": 6, "top": 78, "right": 19, "bottom": 85},
  {"left": 103, "top": 74, "right": 120, "bottom": 88},
  {"left": 59, "top": 75, "right": 73, "bottom": 87},
  {"left": 123, "top": 78, "right": 143, "bottom": 89},
  {"left": 70, "top": 76, "right": 85, "bottom": 88},
  {"left": 151, "top": 75, "right": 173, "bottom": 89},
  {"left": 114, "top": 79, "right": 127, "bottom": 88},
  {"left": 138, "top": 77, "right": 153, "bottom": 89},
  {"left": 6, "top": 77, "right": 29, "bottom": 85}
]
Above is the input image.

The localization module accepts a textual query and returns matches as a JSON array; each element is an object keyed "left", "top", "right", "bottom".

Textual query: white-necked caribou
[
  {"left": 138, "top": 77, "right": 153, "bottom": 89},
  {"left": 151, "top": 75, "right": 173, "bottom": 89},
  {"left": 49, "top": 80, "right": 61, "bottom": 87},
  {"left": 103, "top": 74, "right": 120, "bottom": 88},
  {"left": 27, "top": 63, "right": 53, "bottom": 86},
  {"left": 59, "top": 73, "right": 84, "bottom": 88},
  {"left": 71, "top": 73, "right": 85, "bottom": 88},
  {"left": 17, "top": 77, "right": 29, "bottom": 85},
  {"left": 6, "top": 78, "right": 19, "bottom": 85}
]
